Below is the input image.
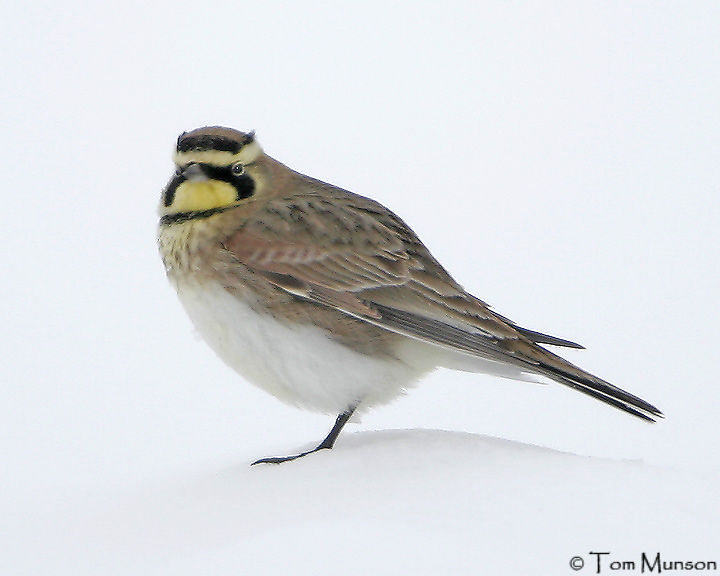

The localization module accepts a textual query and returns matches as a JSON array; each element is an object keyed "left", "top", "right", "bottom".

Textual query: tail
[
  {"left": 531, "top": 347, "right": 663, "bottom": 422},
  {"left": 505, "top": 322, "right": 662, "bottom": 421},
  {"left": 355, "top": 303, "right": 663, "bottom": 421}
]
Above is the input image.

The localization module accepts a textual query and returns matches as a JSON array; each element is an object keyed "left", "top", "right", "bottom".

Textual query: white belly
[{"left": 174, "top": 280, "right": 439, "bottom": 415}]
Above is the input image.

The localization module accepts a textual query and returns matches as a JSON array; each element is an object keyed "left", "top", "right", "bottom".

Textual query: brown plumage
[{"left": 159, "top": 126, "right": 662, "bottom": 463}]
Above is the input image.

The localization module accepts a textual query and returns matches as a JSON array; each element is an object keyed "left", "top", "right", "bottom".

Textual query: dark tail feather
[
  {"left": 539, "top": 362, "right": 664, "bottom": 422},
  {"left": 362, "top": 303, "right": 662, "bottom": 421}
]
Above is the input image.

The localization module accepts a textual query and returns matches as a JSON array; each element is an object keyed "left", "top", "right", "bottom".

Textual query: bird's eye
[{"left": 231, "top": 162, "right": 245, "bottom": 176}]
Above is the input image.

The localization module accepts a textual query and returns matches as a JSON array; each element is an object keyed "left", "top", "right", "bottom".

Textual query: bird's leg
[{"left": 251, "top": 407, "right": 357, "bottom": 465}]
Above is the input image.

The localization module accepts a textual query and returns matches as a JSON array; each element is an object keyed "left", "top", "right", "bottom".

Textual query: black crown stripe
[{"left": 176, "top": 131, "right": 255, "bottom": 154}]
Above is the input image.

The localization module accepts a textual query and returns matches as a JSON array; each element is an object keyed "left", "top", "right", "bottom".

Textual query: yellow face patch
[{"left": 165, "top": 179, "right": 238, "bottom": 214}]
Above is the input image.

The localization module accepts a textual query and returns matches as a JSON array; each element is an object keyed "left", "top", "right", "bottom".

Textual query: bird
[{"left": 158, "top": 126, "right": 663, "bottom": 464}]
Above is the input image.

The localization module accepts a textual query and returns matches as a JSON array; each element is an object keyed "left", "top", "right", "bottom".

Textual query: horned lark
[{"left": 158, "top": 126, "right": 662, "bottom": 464}]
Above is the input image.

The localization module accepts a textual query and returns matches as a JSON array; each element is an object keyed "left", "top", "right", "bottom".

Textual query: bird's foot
[{"left": 251, "top": 444, "right": 331, "bottom": 465}]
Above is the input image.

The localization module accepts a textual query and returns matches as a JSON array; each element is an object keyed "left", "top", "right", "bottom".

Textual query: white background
[{"left": 2, "top": 2, "right": 718, "bottom": 574}]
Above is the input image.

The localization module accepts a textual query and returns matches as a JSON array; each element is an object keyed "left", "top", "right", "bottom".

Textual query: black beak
[{"left": 181, "top": 163, "right": 207, "bottom": 181}]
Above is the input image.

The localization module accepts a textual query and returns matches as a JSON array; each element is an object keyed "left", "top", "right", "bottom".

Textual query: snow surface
[
  {"left": 2, "top": 2, "right": 719, "bottom": 574},
  {"left": 4, "top": 431, "right": 718, "bottom": 575}
]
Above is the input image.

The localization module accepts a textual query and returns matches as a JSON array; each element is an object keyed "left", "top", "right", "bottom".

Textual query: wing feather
[{"left": 221, "top": 192, "right": 662, "bottom": 421}]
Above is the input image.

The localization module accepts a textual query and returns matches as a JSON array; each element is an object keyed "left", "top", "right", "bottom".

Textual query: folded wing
[{"left": 222, "top": 191, "right": 662, "bottom": 422}]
